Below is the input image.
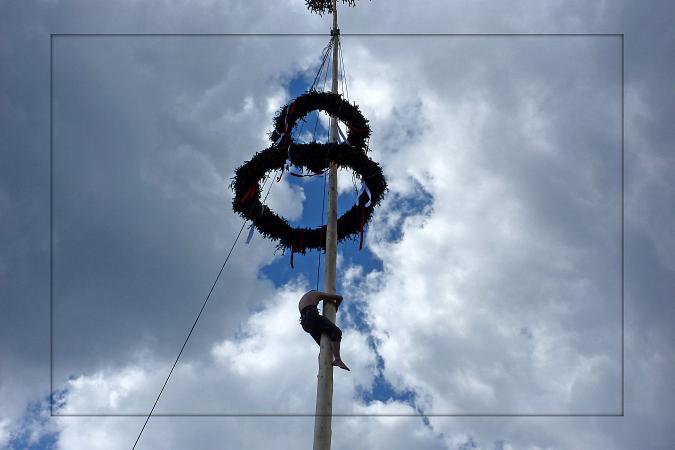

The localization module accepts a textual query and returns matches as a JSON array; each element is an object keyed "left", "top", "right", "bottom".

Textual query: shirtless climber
[{"left": 299, "top": 290, "right": 350, "bottom": 371}]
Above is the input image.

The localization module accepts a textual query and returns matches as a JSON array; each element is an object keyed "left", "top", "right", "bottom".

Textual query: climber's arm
[{"left": 314, "top": 290, "right": 343, "bottom": 309}]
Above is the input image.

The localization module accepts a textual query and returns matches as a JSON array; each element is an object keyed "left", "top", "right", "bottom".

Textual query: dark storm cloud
[{"left": 0, "top": 0, "right": 328, "bottom": 422}]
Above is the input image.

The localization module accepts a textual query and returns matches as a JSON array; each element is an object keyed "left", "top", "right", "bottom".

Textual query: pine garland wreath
[
  {"left": 231, "top": 91, "right": 386, "bottom": 255},
  {"left": 270, "top": 90, "right": 371, "bottom": 153},
  {"left": 305, "top": 0, "right": 370, "bottom": 15}
]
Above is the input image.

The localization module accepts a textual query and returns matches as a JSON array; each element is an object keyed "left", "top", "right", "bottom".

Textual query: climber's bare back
[
  {"left": 298, "top": 290, "right": 342, "bottom": 313},
  {"left": 298, "top": 290, "right": 321, "bottom": 312}
]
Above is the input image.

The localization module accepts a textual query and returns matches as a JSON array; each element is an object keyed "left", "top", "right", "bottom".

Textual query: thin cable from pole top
[
  {"left": 337, "top": 37, "right": 361, "bottom": 195},
  {"left": 277, "top": 20, "right": 351, "bottom": 286},
  {"left": 312, "top": 38, "right": 333, "bottom": 136},
  {"left": 314, "top": 33, "right": 334, "bottom": 289},
  {"left": 290, "top": 34, "right": 332, "bottom": 142},
  {"left": 130, "top": 171, "right": 279, "bottom": 449},
  {"left": 309, "top": 38, "right": 334, "bottom": 92},
  {"left": 338, "top": 37, "right": 350, "bottom": 102},
  {"left": 291, "top": 37, "right": 333, "bottom": 147}
]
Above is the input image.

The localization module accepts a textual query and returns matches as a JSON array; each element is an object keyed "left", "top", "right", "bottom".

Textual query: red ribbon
[
  {"left": 284, "top": 102, "right": 296, "bottom": 133},
  {"left": 290, "top": 231, "right": 305, "bottom": 268},
  {"left": 239, "top": 183, "right": 258, "bottom": 204},
  {"left": 347, "top": 123, "right": 369, "bottom": 134},
  {"left": 359, "top": 206, "right": 366, "bottom": 250}
]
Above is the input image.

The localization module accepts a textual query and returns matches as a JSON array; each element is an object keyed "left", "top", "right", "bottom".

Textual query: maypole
[
  {"left": 313, "top": 2, "right": 339, "bottom": 448},
  {"left": 231, "top": 1, "right": 384, "bottom": 449}
]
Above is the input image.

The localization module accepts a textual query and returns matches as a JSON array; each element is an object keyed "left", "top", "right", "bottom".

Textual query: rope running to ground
[{"left": 132, "top": 173, "right": 277, "bottom": 449}]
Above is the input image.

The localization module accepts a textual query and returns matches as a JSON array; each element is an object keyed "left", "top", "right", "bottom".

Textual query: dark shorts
[{"left": 300, "top": 305, "right": 342, "bottom": 345}]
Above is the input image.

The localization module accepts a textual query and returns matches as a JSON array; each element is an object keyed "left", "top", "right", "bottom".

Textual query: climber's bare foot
[{"left": 332, "top": 359, "right": 350, "bottom": 371}]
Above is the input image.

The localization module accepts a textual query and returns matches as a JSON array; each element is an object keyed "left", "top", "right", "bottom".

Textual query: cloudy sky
[{"left": 1, "top": 0, "right": 674, "bottom": 449}]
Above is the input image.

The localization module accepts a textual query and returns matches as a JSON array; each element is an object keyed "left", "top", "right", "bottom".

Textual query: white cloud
[
  {"left": 49, "top": 281, "right": 439, "bottom": 449},
  {"left": 59, "top": 281, "right": 376, "bottom": 413},
  {"left": 339, "top": 35, "right": 622, "bottom": 417},
  {"left": 0, "top": 418, "right": 9, "bottom": 448}
]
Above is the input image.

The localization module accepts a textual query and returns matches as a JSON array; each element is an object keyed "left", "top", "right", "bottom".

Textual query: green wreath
[
  {"left": 231, "top": 91, "right": 386, "bottom": 256},
  {"left": 270, "top": 90, "right": 371, "bottom": 152}
]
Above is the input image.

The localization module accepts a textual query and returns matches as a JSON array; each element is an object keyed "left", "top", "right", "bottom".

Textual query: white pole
[{"left": 313, "top": 1, "right": 339, "bottom": 449}]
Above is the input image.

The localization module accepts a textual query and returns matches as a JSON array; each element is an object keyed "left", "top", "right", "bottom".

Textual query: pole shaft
[{"left": 313, "top": 2, "right": 339, "bottom": 450}]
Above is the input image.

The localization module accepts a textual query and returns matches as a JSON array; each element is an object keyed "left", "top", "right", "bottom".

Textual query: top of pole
[{"left": 305, "top": 0, "right": 370, "bottom": 15}]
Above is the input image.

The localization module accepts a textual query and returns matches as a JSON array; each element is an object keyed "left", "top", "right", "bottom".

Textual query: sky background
[{"left": 1, "top": 0, "right": 674, "bottom": 449}]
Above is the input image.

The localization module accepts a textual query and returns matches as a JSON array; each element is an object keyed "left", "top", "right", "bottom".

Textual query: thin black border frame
[{"left": 49, "top": 32, "right": 624, "bottom": 418}]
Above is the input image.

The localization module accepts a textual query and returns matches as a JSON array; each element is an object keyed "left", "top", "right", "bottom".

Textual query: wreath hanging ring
[{"left": 231, "top": 91, "right": 387, "bottom": 259}]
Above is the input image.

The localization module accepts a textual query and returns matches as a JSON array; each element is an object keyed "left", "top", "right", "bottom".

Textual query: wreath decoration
[{"left": 231, "top": 91, "right": 387, "bottom": 262}]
